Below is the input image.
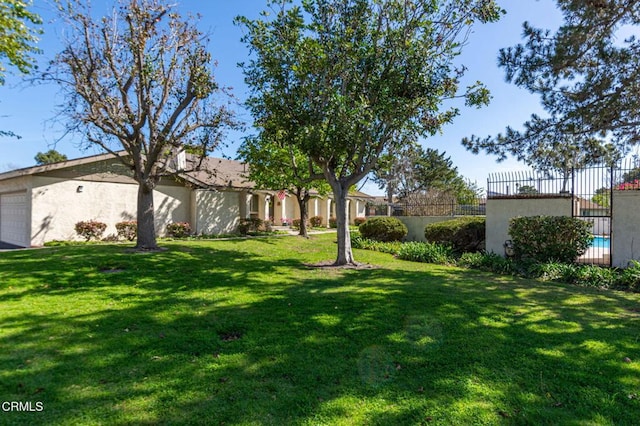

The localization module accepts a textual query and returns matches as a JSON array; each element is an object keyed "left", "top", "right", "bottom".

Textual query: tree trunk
[
  {"left": 135, "top": 181, "right": 158, "bottom": 250},
  {"left": 332, "top": 184, "right": 356, "bottom": 266},
  {"left": 386, "top": 184, "right": 395, "bottom": 217},
  {"left": 296, "top": 191, "right": 310, "bottom": 238}
]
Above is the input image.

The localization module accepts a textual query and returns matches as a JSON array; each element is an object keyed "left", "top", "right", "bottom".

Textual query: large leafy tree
[
  {"left": 48, "top": 0, "right": 237, "bottom": 250},
  {"left": 238, "top": 0, "right": 502, "bottom": 265},
  {"left": 463, "top": 0, "right": 639, "bottom": 168},
  {"left": 0, "top": 0, "right": 41, "bottom": 138},
  {"left": 237, "top": 135, "right": 328, "bottom": 238}
]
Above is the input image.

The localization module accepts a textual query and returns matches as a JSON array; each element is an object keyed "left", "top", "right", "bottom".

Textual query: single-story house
[
  {"left": 0, "top": 151, "right": 372, "bottom": 247},
  {"left": 574, "top": 197, "right": 609, "bottom": 217}
]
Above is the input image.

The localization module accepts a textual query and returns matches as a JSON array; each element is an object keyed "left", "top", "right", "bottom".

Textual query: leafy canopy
[
  {"left": 0, "top": 0, "right": 41, "bottom": 85},
  {"left": 238, "top": 0, "right": 502, "bottom": 264}
]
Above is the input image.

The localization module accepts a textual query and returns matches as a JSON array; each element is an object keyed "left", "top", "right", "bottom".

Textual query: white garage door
[{"left": 0, "top": 192, "right": 29, "bottom": 247}]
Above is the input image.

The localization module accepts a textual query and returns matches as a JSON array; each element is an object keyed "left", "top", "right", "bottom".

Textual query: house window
[{"left": 249, "top": 194, "right": 260, "bottom": 218}]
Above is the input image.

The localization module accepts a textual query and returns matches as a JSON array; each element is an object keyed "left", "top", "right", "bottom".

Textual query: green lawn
[{"left": 1, "top": 234, "right": 639, "bottom": 425}]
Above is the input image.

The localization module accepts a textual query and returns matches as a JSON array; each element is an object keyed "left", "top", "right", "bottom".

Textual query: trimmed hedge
[
  {"left": 310, "top": 216, "right": 324, "bottom": 227},
  {"left": 358, "top": 216, "right": 408, "bottom": 242},
  {"left": 166, "top": 222, "right": 192, "bottom": 238},
  {"left": 75, "top": 220, "right": 107, "bottom": 241},
  {"left": 237, "top": 218, "right": 263, "bottom": 235},
  {"left": 292, "top": 218, "right": 309, "bottom": 230},
  {"left": 115, "top": 221, "right": 137, "bottom": 241},
  {"left": 424, "top": 217, "right": 485, "bottom": 253},
  {"left": 509, "top": 216, "right": 592, "bottom": 263}
]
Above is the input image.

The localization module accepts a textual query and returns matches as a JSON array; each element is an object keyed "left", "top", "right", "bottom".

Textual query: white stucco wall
[
  {"left": 284, "top": 196, "right": 297, "bottom": 223},
  {"left": 486, "top": 197, "right": 572, "bottom": 256},
  {"left": 30, "top": 176, "right": 190, "bottom": 245},
  {"left": 194, "top": 190, "right": 241, "bottom": 235},
  {"left": 397, "top": 216, "right": 464, "bottom": 242},
  {"left": 612, "top": 190, "right": 640, "bottom": 268}
]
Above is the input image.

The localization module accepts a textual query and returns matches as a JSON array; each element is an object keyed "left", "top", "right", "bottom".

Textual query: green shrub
[
  {"left": 457, "top": 252, "right": 485, "bottom": 269},
  {"left": 115, "top": 221, "right": 137, "bottom": 241},
  {"left": 424, "top": 217, "right": 485, "bottom": 253},
  {"left": 525, "top": 260, "right": 566, "bottom": 281},
  {"left": 166, "top": 222, "right": 192, "bottom": 238},
  {"left": 329, "top": 217, "right": 337, "bottom": 228},
  {"left": 310, "top": 216, "right": 324, "bottom": 227},
  {"left": 262, "top": 220, "right": 273, "bottom": 232},
  {"left": 354, "top": 217, "right": 367, "bottom": 226},
  {"left": 74, "top": 220, "right": 107, "bottom": 241},
  {"left": 351, "top": 235, "right": 402, "bottom": 255},
  {"left": 237, "top": 218, "right": 263, "bottom": 235},
  {"left": 291, "top": 218, "right": 310, "bottom": 230},
  {"left": 456, "top": 251, "right": 516, "bottom": 274},
  {"left": 359, "top": 217, "right": 408, "bottom": 242},
  {"left": 397, "top": 242, "right": 454, "bottom": 264},
  {"left": 573, "top": 264, "right": 617, "bottom": 288},
  {"left": 619, "top": 260, "right": 640, "bottom": 291},
  {"left": 509, "top": 216, "right": 592, "bottom": 263},
  {"left": 44, "top": 240, "right": 77, "bottom": 247}
]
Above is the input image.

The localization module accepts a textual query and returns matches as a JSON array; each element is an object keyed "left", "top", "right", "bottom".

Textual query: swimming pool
[{"left": 592, "top": 236, "right": 611, "bottom": 249}]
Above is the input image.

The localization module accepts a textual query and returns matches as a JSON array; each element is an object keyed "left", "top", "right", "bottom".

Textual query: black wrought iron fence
[
  {"left": 485, "top": 162, "right": 636, "bottom": 205},
  {"left": 366, "top": 198, "right": 486, "bottom": 217},
  {"left": 485, "top": 160, "right": 640, "bottom": 266}
]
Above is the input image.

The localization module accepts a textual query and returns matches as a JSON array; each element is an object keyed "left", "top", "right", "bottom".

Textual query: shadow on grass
[{"left": 0, "top": 238, "right": 639, "bottom": 425}]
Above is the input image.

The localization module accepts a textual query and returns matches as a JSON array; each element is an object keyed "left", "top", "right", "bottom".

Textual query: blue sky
[{"left": 0, "top": 0, "right": 562, "bottom": 194}]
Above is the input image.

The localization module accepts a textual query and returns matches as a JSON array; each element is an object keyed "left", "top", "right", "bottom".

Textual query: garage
[{"left": 0, "top": 192, "right": 29, "bottom": 247}]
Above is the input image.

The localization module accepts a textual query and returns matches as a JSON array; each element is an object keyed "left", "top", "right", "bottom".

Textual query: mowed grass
[{"left": 0, "top": 234, "right": 639, "bottom": 425}]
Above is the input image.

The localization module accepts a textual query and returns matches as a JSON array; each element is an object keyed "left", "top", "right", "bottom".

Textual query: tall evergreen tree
[
  {"left": 372, "top": 144, "right": 476, "bottom": 202},
  {"left": 34, "top": 149, "right": 67, "bottom": 165},
  {"left": 463, "top": 1, "right": 638, "bottom": 168}
]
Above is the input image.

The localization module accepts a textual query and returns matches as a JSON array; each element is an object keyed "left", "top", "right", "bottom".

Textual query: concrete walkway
[{"left": 272, "top": 226, "right": 336, "bottom": 236}]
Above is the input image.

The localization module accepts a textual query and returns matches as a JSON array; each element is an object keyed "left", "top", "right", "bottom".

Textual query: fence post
[
  {"left": 571, "top": 167, "right": 575, "bottom": 217},
  {"left": 609, "top": 164, "right": 614, "bottom": 267}
]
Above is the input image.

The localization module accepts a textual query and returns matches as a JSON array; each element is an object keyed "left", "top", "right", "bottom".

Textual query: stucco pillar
[
  {"left": 346, "top": 199, "right": 351, "bottom": 224},
  {"left": 326, "top": 198, "right": 332, "bottom": 227},
  {"left": 264, "top": 196, "right": 271, "bottom": 222},
  {"left": 245, "top": 193, "right": 252, "bottom": 219},
  {"left": 281, "top": 196, "right": 287, "bottom": 224}
]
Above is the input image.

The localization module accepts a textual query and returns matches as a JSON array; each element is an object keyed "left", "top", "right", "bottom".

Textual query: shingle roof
[
  {"left": 185, "top": 156, "right": 253, "bottom": 189},
  {"left": 0, "top": 151, "right": 374, "bottom": 198}
]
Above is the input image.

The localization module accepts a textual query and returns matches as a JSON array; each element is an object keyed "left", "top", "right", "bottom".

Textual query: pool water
[{"left": 592, "top": 236, "right": 611, "bottom": 249}]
